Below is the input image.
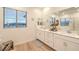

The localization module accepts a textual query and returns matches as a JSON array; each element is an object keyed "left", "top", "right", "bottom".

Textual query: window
[
  {"left": 17, "top": 11, "right": 26, "bottom": 27},
  {"left": 4, "top": 8, "right": 17, "bottom": 28},
  {"left": 60, "top": 18, "right": 70, "bottom": 26},
  {"left": 4, "top": 7, "right": 27, "bottom": 28}
]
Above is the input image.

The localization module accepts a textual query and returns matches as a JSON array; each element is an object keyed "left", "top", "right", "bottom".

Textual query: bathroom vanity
[
  {"left": 53, "top": 31, "right": 79, "bottom": 51},
  {"left": 35, "top": 7, "right": 79, "bottom": 51},
  {"left": 36, "top": 27, "right": 79, "bottom": 51}
]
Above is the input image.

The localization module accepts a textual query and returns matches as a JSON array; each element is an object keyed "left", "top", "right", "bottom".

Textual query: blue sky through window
[
  {"left": 4, "top": 8, "right": 27, "bottom": 28},
  {"left": 60, "top": 18, "right": 70, "bottom": 26},
  {"left": 17, "top": 11, "right": 26, "bottom": 24},
  {"left": 5, "top": 8, "right": 16, "bottom": 24},
  {"left": 17, "top": 11, "right": 26, "bottom": 27},
  {"left": 4, "top": 8, "right": 16, "bottom": 28}
]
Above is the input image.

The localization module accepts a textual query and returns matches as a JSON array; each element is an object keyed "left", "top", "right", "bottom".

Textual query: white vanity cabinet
[
  {"left": 54, "top": 34, "right": 65, "bottom": 51},
  {"left": 36, "top": 29, "right": 45, "bottom": 42},
  {"left": 36, "top": 28, "right": 79, "bottom": 51},
  {"left": 44, "top": 31, "right": 54, "bottom": 48},
  {"left": 63, "top": 40, "right": 79, "bottom": 51},
  {"left": 36, "top": 29, "right": 54, "bottom": 48},
  {"left": 54, "top": 33, "right": 79, "bottom": 51}
]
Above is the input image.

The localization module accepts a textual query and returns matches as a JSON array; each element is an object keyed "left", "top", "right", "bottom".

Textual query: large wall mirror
[
  {"left": 59, "top": 15, "right": 73, "bottom": 32},
  {"left": 36, "top": 7, "right": 79, "bottom": 34},
  {"left": 58, "top": 7, "right": 79, "bottom": 34}
]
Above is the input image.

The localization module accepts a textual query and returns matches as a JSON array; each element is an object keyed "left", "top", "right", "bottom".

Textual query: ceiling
[
  {"left": 10, "top": 7, "right": 71, "bottom": 13},
  {"left": 43, "top": 7, "right": 69, "bottom": 13}
]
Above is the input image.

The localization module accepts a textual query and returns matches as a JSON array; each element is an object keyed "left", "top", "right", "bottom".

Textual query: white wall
[
  {"left": 0, "top": 7, "right": 70, "bottom": 46},
  {"left": 0, "top": 7, "right": 42, "bottom": 46},
  {"left": 70, "top": 12, "right": 79, "bottom": 33}
]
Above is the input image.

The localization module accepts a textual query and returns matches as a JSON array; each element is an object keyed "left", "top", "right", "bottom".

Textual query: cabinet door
[
  {"left": 44, "top": 32, "right": 54, "bottom": 48},
  {"left": 54, "top": 34, "right": 65, "bottom": 51},
  {"left": 36, "top": 29, "right": 44, "bottom": 42},
  {"left": 54, "top": 34, "right": 79, "bottom": 51},
  {"left": 64, "top": 40, "right": 79, "bottom": 51}
]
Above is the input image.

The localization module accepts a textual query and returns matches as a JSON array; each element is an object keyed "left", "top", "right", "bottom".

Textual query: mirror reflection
[{"left": 37, "top": 7, "right": 79, "bottom": 34}]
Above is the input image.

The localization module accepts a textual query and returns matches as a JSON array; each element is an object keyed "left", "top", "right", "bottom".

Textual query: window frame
[
  {"left": 3, "top": 7, "right": 27, "bottom": 28},
  {"left": 17, "top": 10, "right": 27, "bottom": 28}
]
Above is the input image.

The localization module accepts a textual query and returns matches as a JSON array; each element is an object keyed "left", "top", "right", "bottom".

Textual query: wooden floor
[{"left": 14, "top": 39, "right": 54, "bottom": 51}]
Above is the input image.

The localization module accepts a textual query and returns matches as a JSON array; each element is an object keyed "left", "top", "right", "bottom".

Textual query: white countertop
[
  {"left": 53, "top": 31, "right": 79, "bottom": 39},
  {"left": 37, "top": 27, "right": 79, "bottom": 39}
]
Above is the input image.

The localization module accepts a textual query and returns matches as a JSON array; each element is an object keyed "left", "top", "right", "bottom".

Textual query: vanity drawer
[
  {"left": 54, "top": 33, "right": 79, "bottom": 44},
  {"left": 63, "top": 40, "right": 79, "bottom": 51},
  {"left": 54, "top": 33, "right": 79, "bottom": 51},
  {"left": 63, "top": 36, "right": 79, "bottom": 44},
  {"left": 54, "top": 34, "right": 64, "bottom": 40},
  {"left": 54, "top": 37, "right": 79, "bottom": 51}
]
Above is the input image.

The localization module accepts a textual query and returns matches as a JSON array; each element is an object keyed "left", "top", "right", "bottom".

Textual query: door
[
  {"left": 36, "top": 29, "right": 44, "bottom": 42},
  {"left": 44, "top": 31, "right": 54, "bottom": 48},
  {"left": 54, "top": 34, "right": 65, "bottom": 51}
]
